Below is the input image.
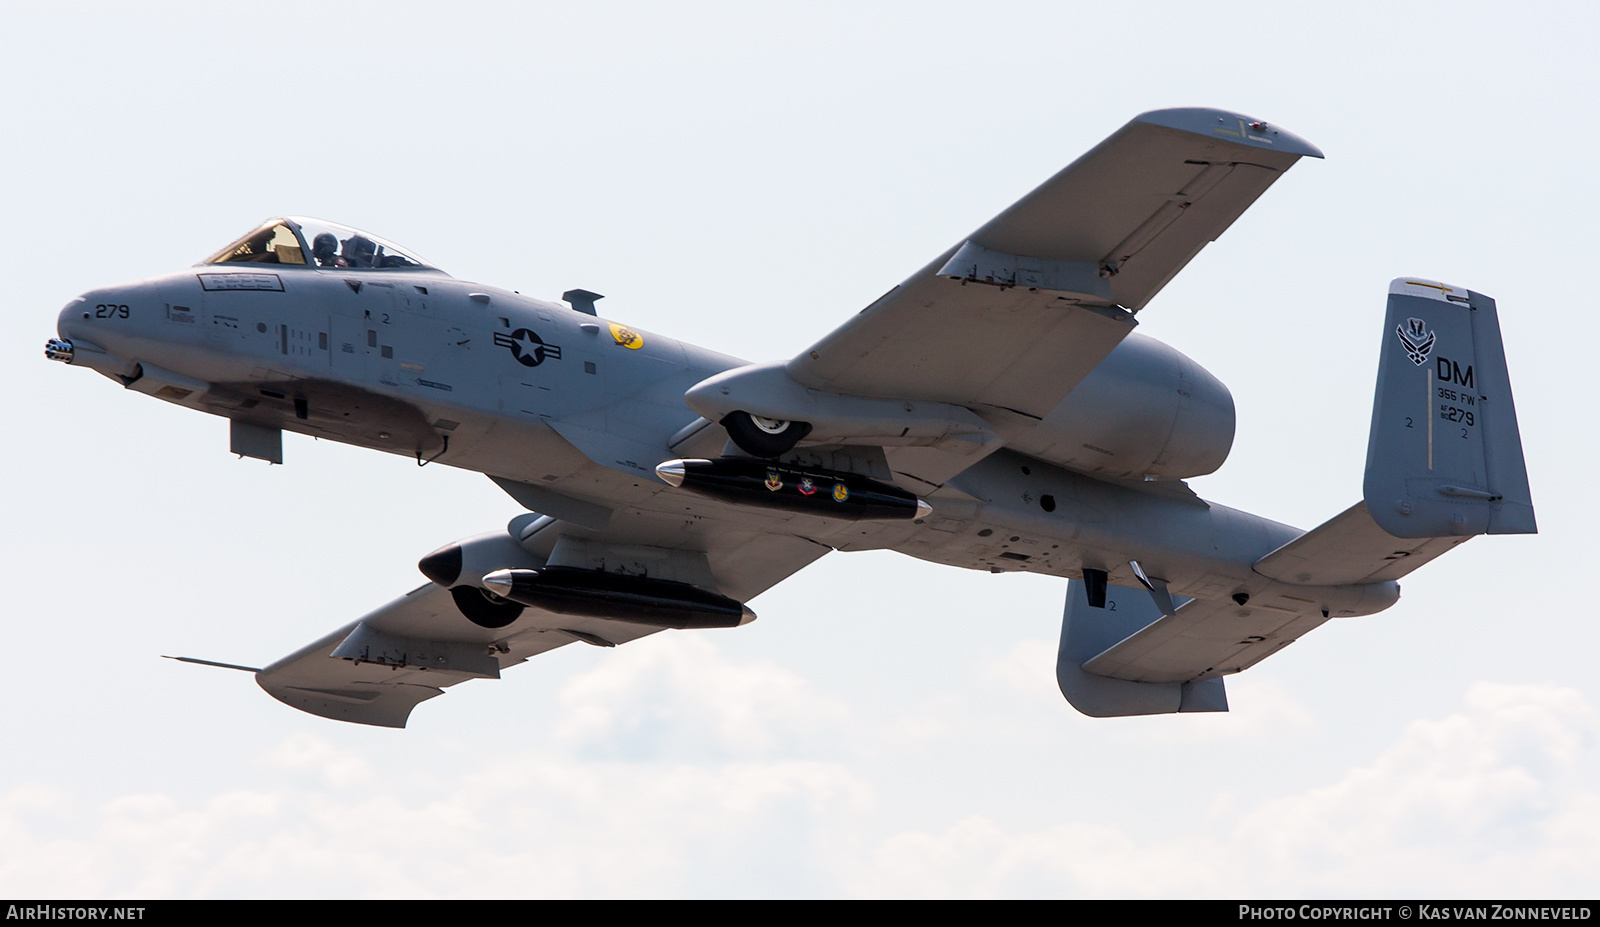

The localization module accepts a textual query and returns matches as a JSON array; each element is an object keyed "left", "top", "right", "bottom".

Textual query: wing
[
  {"left": 255, "top": 511, "right": 830, "bottom": 727},
  {"left": 254, "top": 583, "right": 645, "bottom": 729},
  {"left": 786, "top": 108, "right": 1322, "bottom": 419}
]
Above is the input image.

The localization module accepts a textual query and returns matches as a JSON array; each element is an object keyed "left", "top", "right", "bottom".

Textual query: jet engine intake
[{"left": 420, "top": 528, "right": 549, "bottom": 628}]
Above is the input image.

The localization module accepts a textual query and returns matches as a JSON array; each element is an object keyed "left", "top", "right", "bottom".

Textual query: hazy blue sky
[{"left": 3, "top": 1, "right": 1597, "bottom": 898}]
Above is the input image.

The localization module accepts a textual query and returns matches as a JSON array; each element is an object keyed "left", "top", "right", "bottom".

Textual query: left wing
[
  {"left": 254, "top": 512, "right": 829, "bottom": 727},
  {"left": 785, "top": 108, "right": 1322, "bottom": 420}
]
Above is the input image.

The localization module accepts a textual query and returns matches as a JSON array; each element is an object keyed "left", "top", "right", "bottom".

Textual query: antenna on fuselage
[{"left": 562, "top": 289, "right": 604, "bottom": 316}]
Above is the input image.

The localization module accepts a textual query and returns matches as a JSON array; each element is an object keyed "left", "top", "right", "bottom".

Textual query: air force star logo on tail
[
  {"left": 494, "top": 328, "right": 562, "bottom": 367},
  {"left": 1396, "top": 317, "right": 1435, "bottom": 366}
]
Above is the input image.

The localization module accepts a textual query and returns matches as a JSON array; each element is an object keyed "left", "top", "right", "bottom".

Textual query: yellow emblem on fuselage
[
  {"left": 608, "top": 323, "right": 644, "bottom": 349},
  {"left": 831, "top": 483, "right": 849, "bottom": 503}
]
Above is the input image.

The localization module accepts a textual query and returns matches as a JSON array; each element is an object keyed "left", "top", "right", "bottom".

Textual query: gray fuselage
[{"left": 53, "top": 260, "right": 1398, "bottom": 621}]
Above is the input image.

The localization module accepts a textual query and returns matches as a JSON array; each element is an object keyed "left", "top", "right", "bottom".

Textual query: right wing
[
  {"left": 255, "top": 511, "right": 829, "bottom": 728},
  {"left": 254, "top": 582, "right": 655, "bottom": 729},
  {"left": 786, "top": 108, "right": 1322, "bottom": 419}
]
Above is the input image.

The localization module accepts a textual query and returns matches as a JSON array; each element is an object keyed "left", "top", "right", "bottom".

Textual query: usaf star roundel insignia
[
  {"left": 1395, "top": 317, "right": 1435, "bottom": 367},
  {"left": 494, "top": 328, "right": 563, "bottom": 367}
]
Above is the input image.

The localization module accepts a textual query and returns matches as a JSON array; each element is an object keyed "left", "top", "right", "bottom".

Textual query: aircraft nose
[
  {"left": 47, "top": 296, "right": 92, "bottom": 364},
  {"left": 55, "top": 295, "right": 89, "bottom": 340},
  {"left": 46, "top": 288, "right": 143, "bottom": 378},
  {"left": 55, "top": 281, "right": 159, "bottom": 345}
]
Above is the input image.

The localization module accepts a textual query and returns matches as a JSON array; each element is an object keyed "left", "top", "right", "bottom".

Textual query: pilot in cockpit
[
  {"left": 312, "top": 233, "right": 346, "bottom": 268},
  {"left": 342, "top": 235, "right": 377, "bottom": 268},
  {"left": 205, "top": 218, "right": 442, "bottom": 274}
]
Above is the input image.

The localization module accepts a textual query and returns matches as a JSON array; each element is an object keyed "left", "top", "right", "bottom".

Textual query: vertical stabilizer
[
  {"left": 1057, "top": 579, "right": 1227, "bottom": 717},
  {"left": 1364, "top": 279, "right": 1535, "bottom": 538}
]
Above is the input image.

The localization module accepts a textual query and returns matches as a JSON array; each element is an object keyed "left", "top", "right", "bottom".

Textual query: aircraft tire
[
  {"left": 450, "top": 584, "right": 524, "bottom": 629},
  {"left": 721, "top": 411, "right": 812, "bottom": 458}
]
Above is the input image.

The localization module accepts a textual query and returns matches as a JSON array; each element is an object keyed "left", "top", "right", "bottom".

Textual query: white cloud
[
  {"left": 851, "top": 682, "right": 1600, "bottom": 898},
  {"left": 1226, "top": 681, "right": 1600, "bottom": 896},
  {"left": 267, "top": 732, "right": 374, "bottom": 787},
  {"left": 553, "top": 634, "right": 856, "bottom": 759},
  {"left": 979, "top": 637, "right": 1058, "bottom": 702},
  {"left": 2, "top": 651, "right": 1594, "bottom": 899}
]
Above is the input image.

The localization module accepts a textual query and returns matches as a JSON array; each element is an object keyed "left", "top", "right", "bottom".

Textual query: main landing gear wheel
[
  {"left": 720, "top": 411, "right": 813, "bottom": 458},
  {"left": 450, "top": 584, "right": 524, "bottom": 629}
]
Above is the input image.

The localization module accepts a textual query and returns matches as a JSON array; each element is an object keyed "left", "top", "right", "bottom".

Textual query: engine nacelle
[
  {"left": 686, "top": 334, "right": 1231, "bottom": 481},
  {"left": 1005, "top": 333, "right": 1235, "bottom": 480},
  {"left": 417, "top": 523, "right": 549, "bottom": 629}
]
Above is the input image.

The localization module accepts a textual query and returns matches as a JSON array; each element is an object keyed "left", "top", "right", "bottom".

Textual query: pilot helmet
[{"left": 311, "top": 233, "right": 339, "bottom": 262}]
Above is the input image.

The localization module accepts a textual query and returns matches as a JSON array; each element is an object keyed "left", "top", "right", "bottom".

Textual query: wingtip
[{"left": 1134, "top": 107, "right": 1324, "bottom": 159}]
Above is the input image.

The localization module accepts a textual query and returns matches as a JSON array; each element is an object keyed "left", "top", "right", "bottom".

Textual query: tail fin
[
  {"left": 1056, "top": 579, "right": 1228, "bottom": 717},
  {"left": 1364, "top": 278, "right": 1535, "bottom": 538}
]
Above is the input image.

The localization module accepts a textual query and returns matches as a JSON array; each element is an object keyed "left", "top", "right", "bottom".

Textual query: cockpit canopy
[{"left": 203, "top": 217, "right": 444, "bottom": 274}]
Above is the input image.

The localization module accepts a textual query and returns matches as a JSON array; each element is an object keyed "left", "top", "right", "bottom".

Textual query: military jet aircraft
[{"left": 45, "top": 108, "right": 1535, "bottom": 727}]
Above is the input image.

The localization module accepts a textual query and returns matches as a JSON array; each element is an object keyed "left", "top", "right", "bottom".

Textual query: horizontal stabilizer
[
  {"left": 1072, "top": 572, "right": 1398, "bottom": 688},
  {"left": 1253, "top": 501, "right": 1468, "bottom": 586}
]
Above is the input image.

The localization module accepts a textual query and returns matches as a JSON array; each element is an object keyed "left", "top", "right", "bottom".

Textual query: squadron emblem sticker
[
  {"left": 764, "top": 469, "right": 783, "bottom": 491},
  {"left": 1395, "top": 317, "right": 1436, "bottom": 367},
  {"left": 608, "top": 323, "right": 644, "bottom": 349},
  {"left": 494, "top": 328, "right": 563, "bottom": 367},
  {"left": 832, "top": 483, "right": 849, "bottom": 503},
  {"left": 798, "top": 477, "right": 817, "bottom": 496}
]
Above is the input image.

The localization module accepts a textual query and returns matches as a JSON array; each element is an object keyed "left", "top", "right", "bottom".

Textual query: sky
[{"left": 2, "top": 0, "right": 1597, "bottom": 899}]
